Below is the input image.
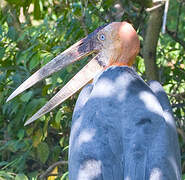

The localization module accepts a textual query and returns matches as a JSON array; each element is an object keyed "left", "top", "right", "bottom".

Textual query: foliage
[{"left": 0, "top": 0, "right": 184, "bottom": 179}]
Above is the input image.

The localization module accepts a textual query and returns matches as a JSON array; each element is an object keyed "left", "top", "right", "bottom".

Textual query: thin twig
[
  {"left": 39, "top": 160, "right": 68, "bottom": 179},
  {"left": 146, "top": 3, "right": 164, "bottom": 12},
  {"left": 168, "top": 92, "right": 185, "bottom": 99},
  {"left": 172, "top": 103, "right": 185, "bottom": 109},
  {"left": 166, "top": 28, "right": 185, "bottom": 49}
]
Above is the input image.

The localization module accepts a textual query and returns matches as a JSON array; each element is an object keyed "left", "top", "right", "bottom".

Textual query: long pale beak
[
  {"left": 7, "top": 37, "right": 97, "bottom": 103},
  {"left": 6, "top": 36, "right": 104, "bottom": 125},
  {"left": 24, "top": 56, "right": 103, "bottom": 125}
]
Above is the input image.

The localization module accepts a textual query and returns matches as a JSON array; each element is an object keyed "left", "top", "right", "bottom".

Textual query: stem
[{"left": 143, "top": 5, "right": 164, "bottom": 81}]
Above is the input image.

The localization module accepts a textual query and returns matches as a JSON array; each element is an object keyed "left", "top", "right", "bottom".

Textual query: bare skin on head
[
  {"left": 98, "top": 22, "right": 140, "bottom": 67},
  {"left": 7, "top": 21, "right": 140, "bottom": 125}
]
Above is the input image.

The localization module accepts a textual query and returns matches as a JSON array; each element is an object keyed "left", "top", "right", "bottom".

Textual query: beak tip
[
  {"left": 24, "top": 121, "right": 29, "bottom": 126},
  {"left": 24, "top": 113, "right": 39, "bottom": 126},
  {"left": 24, "top": 119, "right": 33, "bottom": 126},
  {"left": 6, "top": 96, "right": 12, "bottom": 103},
  {"left": 6, "top": 91, "right": 18, "bottom": 103}
]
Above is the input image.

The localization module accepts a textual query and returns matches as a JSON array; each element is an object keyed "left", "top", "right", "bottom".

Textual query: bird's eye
[{"left": 99, "top": 34, "right": 106, "bottom": 41}]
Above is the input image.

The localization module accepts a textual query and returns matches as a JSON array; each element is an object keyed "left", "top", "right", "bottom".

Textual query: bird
[
  {"left": 69, "top": 67, "right": 181, "bottom": 179},
  {"left": 6, "top": 21, "right": 140, "bottom": 126},
  {"left": 6, "top": 21, "right": 181, "bottom": 179}
]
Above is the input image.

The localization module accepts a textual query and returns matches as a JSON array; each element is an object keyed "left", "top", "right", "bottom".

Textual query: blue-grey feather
[{"left": 69, "top": 66, "right": 181, "bottom": 180}]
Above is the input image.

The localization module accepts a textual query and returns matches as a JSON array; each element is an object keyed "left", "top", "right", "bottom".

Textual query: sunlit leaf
[
  {"left": 59, "top": 137, "right": 64, "bottom": 147},
  {"left": 0, "top": 170, "right": 14, "bottom": 179},
  {"left": 54, "top": 110, "right": 62, "bottom": 129},
  {"left": 15, "top": 174, "right": 28, "bottom": 180},
  {"left": 61, "top": 171, "right": 69, "bottom": 180}
]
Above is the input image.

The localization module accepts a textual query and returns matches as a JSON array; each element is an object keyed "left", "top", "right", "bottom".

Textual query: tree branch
[
  {"left": 166, "top": 28, "right": 185, "bottom": 49},
  {"left": 168, "top": 92, "right": 185, "bottom": 100},
  {"left": 39, "top": 160, "right": 68, "bottom": 179},
  {"left": 172, "top": 103, "right": 185, "bottom": 109},
  {"left": 143, "top": 5, "right": 164, "bottom": 81},
  {"left": 146, "top": 2, "right": 164, "bottom": 12}
]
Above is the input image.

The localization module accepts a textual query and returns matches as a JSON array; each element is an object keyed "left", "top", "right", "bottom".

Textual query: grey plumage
[{"left": 69, "top": 66, "right": 181, "bottom": 180}]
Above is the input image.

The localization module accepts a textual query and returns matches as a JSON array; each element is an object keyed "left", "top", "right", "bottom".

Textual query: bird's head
[
  {"left": 7, "top": 21, "right": 140, "bottom": 125},
  {"left": 92, "top": 22, "right": 140, "bottom": 67},
  {"left": 78, "top": 21, "right": 140, "bottom": 67}
]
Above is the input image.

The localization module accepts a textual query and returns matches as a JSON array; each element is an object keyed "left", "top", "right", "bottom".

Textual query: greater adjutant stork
[
  {"left": 7, "top": 22, "right": 139, "bottom": 125},
  {"left": 7, "top": 22, "right": 181, "bottom": 179}
]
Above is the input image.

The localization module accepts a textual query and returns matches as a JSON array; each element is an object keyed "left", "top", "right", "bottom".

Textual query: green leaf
[
  {"left": 66, "top": 64, "right": 73, "bottom": 73},
  {"left": 42, "top": 84, "right": 52, "bottom": 96},
  {"left": 0, "top": 47, "right": 5, "bottom": 59},
  {"left": 20, "top": 91, "right": 33, "bottom": 102},
  {"left": 27, "top": 171, "right": 39, "bottom": 179},
  {"left": 40, "top": 52, "right": 53, "bottom": 66},
  {"left": 137, "top": 56, "right": 145, "bottom": 74},
  {"left": 0, "top": 161, "right": 8, "bottom": 166},
  {"left": 59, "top": 137, "right": 64, "bottom": 147},
  {"left": 26, "top": 126, "right": 34, "bottom": 136},
  {"left": 16, "top": 51, "right": 29, "bottom": 65},
  {"left": 61, "top": 171, "right": 69, "bottom": 180},
  {"left": 8, "top": 140, "right": 25, "bottom": 152},
  {"left": 51, "top": 146, "right": 61, "bottom": 162},
  {"left": 37, "top": 142, "right": 49, "bottom": 164},
  {"left": 15, "top": 173, "right": 28, "bottom": 180},
  {"left": 25, "top": 98, "right": 47, "bottom": 117},
  {"left": 17, "top": 129, "right": 25, "bottom": 140},
  {"left": 0, "top": 170, "right": 14, "bottom": 179},
  {"left": 29, "top": 54, "right": 40, "bottom": 71},
  {"left": 55, "top": 110, "right": 62, "bottom": 129}
]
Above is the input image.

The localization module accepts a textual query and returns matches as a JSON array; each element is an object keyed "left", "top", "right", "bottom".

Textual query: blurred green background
[{"left": 0, "top": 0, "right": 184, "bottom": 179}]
